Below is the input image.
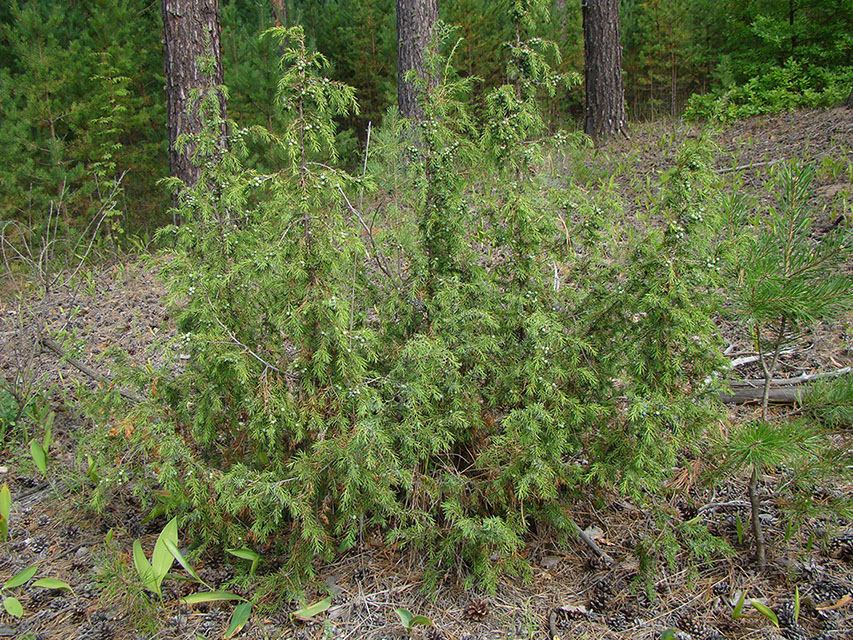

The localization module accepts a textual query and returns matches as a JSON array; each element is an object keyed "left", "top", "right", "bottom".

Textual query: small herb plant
[
  {"left": 395, "top": 607, "right": 434, "bottom": 633},
  {"left": 131, "top": 516, "right": 253, "bottom": 637},
  {"left": 1, "top": 565, "right": 72, "bottom": 618}
]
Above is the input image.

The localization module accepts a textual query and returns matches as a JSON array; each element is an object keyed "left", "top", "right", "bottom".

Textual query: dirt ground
[{"left": 0, "top": 108, "right": 851, "bottom": 640}]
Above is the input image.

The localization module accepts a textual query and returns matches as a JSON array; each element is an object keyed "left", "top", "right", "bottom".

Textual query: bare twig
[
  {"left": 39, "top": 337, "right": 144, "bottom": 403},
  {"left": 717, "top": 157, "right": 787, "bottom": 174},
  {"left": 205, "top": 295, "right": 292, "bottom": 378},
  {"left": 337, "top": 185, "right": 405, "bottom": 295},
  {"left": 729, "top": 350, "right": 794, "bottom": 368}
]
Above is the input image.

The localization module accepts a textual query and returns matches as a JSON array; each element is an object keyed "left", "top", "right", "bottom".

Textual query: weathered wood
[
  {"left": 720, "top": 384, "right": 805, "bottom": 405},
  {"left": 720, "top": 368, "right": 851, "bottom": 405}
]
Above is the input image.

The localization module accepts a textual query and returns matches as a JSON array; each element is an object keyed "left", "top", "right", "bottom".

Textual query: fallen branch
[
  {"left": 729, "top": 350, "right": 795, "bottom": 369},
  {"left": 720, "top": 367, "right": 851, "bottom": 405},
  {"left": 717, "top": 157, "right": 787, "bottom": 174},
  {"left": 572, "top": 521, "right": 613, "bottom": 566},
  {"left": 39, "top": 337, "right": 145, "bottom": 403}
]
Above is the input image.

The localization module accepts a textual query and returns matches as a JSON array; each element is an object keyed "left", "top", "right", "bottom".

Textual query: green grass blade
[
  {"left": 751, "top": 600, "right": 780, "bottom": 627},
  {"left": 292, "top": 597, "right": 332, "bottom": 621},
  {"left": 225, "top": 601, "right": 252, "bottom": 638},
  {"left": 181, "top": 591, "right": 245, "bottom": 605},
  {"left": 164, "top": 539, "right": 209, "bottom": 588}
]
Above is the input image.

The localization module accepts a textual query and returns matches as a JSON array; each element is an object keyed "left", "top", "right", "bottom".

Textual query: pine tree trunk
[
  {"left": 396, "top": 0, "right": 438, "bottom": 120},
  {"left": 847, "top": 86, "right": 853, "bottom": 109},
  {"left": 582, "top": 0, "right": 627, "bottom": 141},
  {"left": 162, "top": 0, "right": 227, "bottom": 189}
]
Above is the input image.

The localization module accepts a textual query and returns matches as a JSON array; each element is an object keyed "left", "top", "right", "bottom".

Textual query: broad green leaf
[
  {"left": 151, "top": 517, "right": 178, "bottom": 589},
  {"left": 4, "top": 565, "right": 38, "bottom": 589},
  {"left": 30, "top": 440, "right": 47, "bottom": 476},
  {"left": 225, "top": 601, "right": 252, "bottom": 638},
  {"left": 750, "top": 600, "right": 780, "bottom": 627},
  {"left": 0, "top": 483, "right": 9, "bottom": 542},
  {"left": 292, "top": 596, "right": 332, "bottom": 620},
  {"left": 181, "top": 591, "right": 244, "bottom": 605},
  {"left": 165, "top": 539, "right": 208, "bottom": 587},
  {"left": 105, "top": 528, "right": 114, "bottom": 546},
  {"left": 660, "top": 631, "right": 677, "bottom": 640},
  {"left": 3, "top": 596, "right": 23, "bottom": 617},
  {"left": 409, "top": 615, "right": 433, "bottom": 627},
  {"left": 395, "top": 607, "right": 414, "bottom": 628},
  {"left": 33, "top": 578, "right": 73, "bottom": 591},
  {"left": 226, "top": 548, "right": 261, "bottom": 561},
  {"left": 226, "top": 548, "right": 261, "bottom": 575},
  {"left": 0, "top": 483, "right": 10, "bottom": 521},
  {"left": 133, "top": 539, "right": 156, "bottom": 593},
  {"left": 43, "top": 423, "right": 52, "bottom": 450}
]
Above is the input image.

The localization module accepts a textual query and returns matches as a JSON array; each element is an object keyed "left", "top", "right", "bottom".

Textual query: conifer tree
[
  {"left": 396, "top": 0, "right": 438, "bottom": 119},
  {"left": 162, "top": 0, "right": 227, "bottom": 190},
  {"left": 582, "top": 0, "right": 627, "bottom": 139}
]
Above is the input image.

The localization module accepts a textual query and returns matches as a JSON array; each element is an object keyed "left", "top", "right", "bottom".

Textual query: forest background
[{"left": 1, "top": 0, "right": 851, "bottom": 235}]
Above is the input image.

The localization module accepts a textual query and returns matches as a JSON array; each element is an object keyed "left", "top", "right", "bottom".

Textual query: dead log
[
  {"left": 720, "top": 367, "right": 851, "bottom": 405},
  {"left": 720, "top": 384, "right": 805, "bottom": 405}
]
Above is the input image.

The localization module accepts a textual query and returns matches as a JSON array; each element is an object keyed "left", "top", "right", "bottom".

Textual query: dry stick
[
  {"left": 337, "top": 185, "right": 405, "bottom": 297},
  {"left": 39, "top": 337, "right": 144, "bottom": 403},
  {"left": 729, "top": 350, "right": 795, "bottom": 368},
  {"left": 571, "top": 520, "right": 613, "bottom": 565},
  {"left": 746, "top": 366, "right": 851, "bottom": 387},
  {"left": 717, "top": 157, "right": 787, "bottom": 174},
  {"left": 206, "top": 296, "right": 292, "bottom": 378}
]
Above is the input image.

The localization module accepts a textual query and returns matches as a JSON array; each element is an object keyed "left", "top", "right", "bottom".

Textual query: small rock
[{"left": 584, "top": 525, "right": 604, "bottom": 540}]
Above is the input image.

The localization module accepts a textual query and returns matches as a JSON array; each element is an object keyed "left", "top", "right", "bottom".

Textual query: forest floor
[{"left": 0, "top": 107, "right": 851, "bottom": 640}]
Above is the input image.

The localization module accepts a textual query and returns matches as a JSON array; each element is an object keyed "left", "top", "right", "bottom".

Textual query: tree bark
[
  {"left": 396, "top": 0, "right": 438, "bottom": 120},
  {"left": 582, "top": 0, "right": 627, "bottom": 141},
  {"left": 846, "top": 86, "right": 853, "bottom": 109},
  {"left": 162, "top": 0, "right": 227, "bottom": 189}
]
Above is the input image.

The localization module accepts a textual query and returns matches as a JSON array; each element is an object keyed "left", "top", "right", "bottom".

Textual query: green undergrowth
[{"left": 684, "top": 60, "right": 853, "bottom": 122}]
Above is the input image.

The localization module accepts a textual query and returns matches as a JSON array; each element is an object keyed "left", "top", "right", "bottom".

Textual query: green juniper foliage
[{"left": 87, "top": 13, "right": 731, "bottom": 589}]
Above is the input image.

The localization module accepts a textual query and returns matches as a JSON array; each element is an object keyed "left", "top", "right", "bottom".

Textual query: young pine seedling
[{"left": 725, "top": 162, "right": 853, "bottom": 570}]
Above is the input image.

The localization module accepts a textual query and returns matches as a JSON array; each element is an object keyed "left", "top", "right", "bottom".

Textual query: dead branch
[
  {"left": 720, "top": 367, "right": 851, "bottom": 405},
  {"left": 39, "top": 337, "right": 145, "bottom": 403}
]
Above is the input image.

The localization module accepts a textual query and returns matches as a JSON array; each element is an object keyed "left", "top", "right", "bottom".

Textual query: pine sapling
[{"left": 727, "top": 162, "right": 853, "bottom": 571}]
